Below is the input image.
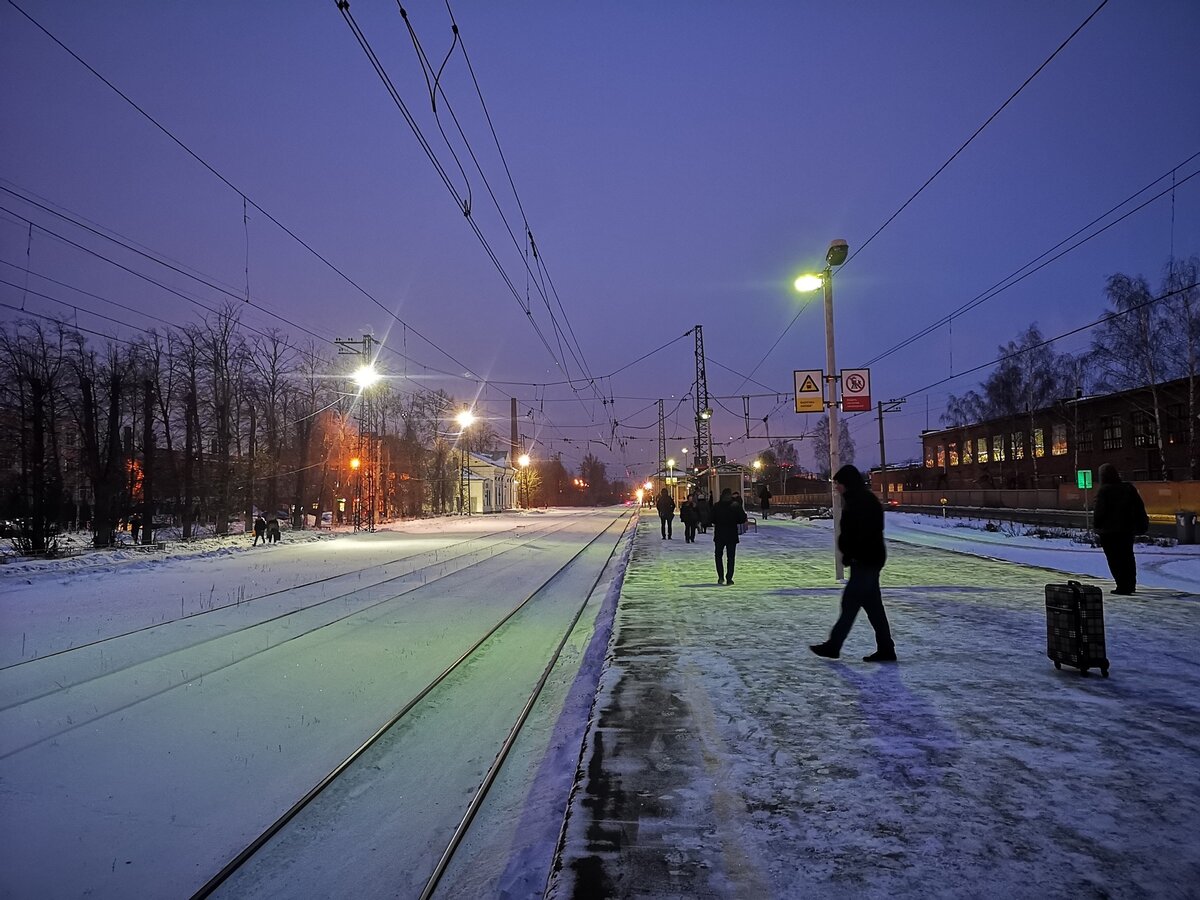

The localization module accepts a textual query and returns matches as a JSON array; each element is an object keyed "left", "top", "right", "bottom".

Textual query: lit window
[
  {"left": 1011, "top": 431, "right": 1025, "bottom": 461},
  {"left": 949, "top": 442, "right": 959, "bottom": 466},
  {"left": 925, "top": 445, "right": 935, "bottom": 468},
  {"left": 976, "top": 437, "right": 988, "bottom": 463},
  {"left": 1052, "top": 424, "right": 1068, "bottom": 456},
  {"left": 1100, "top": 415, "right": 1123, "bottom": 451},
  {"left": 937, "top": 445, "right": 945, "bottom": 468},
  {"left": 992, "top": 435, "right": 1005, "bottom": 462},
  {"left": 1131, "top": 410, "right": 1155, "bottom": 448},
  {"left": 962, "top": 439, "right": 974, "bottom": 465},
  {"left": 1033, "top": 428, "right": 1045, "bottom": 458}
]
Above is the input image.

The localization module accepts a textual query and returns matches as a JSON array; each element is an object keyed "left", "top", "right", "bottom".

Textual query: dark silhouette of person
[
  {"left": 712, "top": 487, "right": 747, "bottom": 585},
  {"left": 655, "top": 488, "right": 676, "bottom": 539},
  {"left": 811, "top": 464, "right": 896, "bottom": 662},
  {"left": 758, "top": 484, "right": 771, "bottom": 519},
  {"left": 267, "top": 517, "right": 281, "bottom": 544},
  {"left": 129, "top": 512, "right": 141, "bottom": 544},
  {"left": 253, "top": 514, "right": 267, "bottom": 546},
  {"left": 1093, "top": 463, "right": 1149, "bottom": 594},
  {"left": 696, "top": 493, "right": 713, "bottom": 534},
  {"left": 680, "top": 494, "right": 700, "bottom": 543}
]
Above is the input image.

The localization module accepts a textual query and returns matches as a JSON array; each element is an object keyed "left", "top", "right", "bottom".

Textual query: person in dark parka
[
  {"left": 758, "top": 484, "right": 772, "bottom": 519},
  {"left": 712, "top": 488, "right": 748, "bottom": 584},
  {"left": 1093, "top": 463, "right": 1149, "bottom": 594},
  {"left": 811, "top": 464, "right": 896, "bottom": 662},
  {"left": 696, "top": 493, "right": 713, "bottom": 533},
  {"left": 680, "top": 494, "right": 700, "bottom": 543},
  {"left": 655, "top": 487, "right": 676, "bottom": 540},
  {"left": 253, "top": 514, "right": 267, "bottom": 547}
]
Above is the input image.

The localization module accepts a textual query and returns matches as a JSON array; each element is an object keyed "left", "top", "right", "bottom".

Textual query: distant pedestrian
[
  {"left": 129, "top": 512, "right": 142, "bottom": 544},
  {"left": 758, "top": 484, "right": 771, "bottom": 519},
  {"left": 811, "top": 464, "right": 896, "bottom": 662},
  {"left": 1093, "top": 463, "right": 1149, "bottom": 595},
  {"left": 680, "top": 494, "right": 700, "bottom": 543},
  {"left": 656, "top": 488, "right": 676, "bottom": 539},
  {"left": 253, "top": 514, "right": 267, "bottom": 546},
  {"left": 697, "top": 493, "right": 713, "bottom": 534},
  {"left": 712, "top": 488, "right": 747, "bottom": 585},
  {"left": 267, "top": 517, "right": 282, "bottom": 544}
]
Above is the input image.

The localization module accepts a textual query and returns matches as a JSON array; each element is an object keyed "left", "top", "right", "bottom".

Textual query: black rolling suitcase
[{"left": 1045, "top": 580, "right": 1109, "bottom": 677}]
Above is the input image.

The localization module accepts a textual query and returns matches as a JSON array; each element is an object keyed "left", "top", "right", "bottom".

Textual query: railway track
[
  {"left": 192, "top": 511, "right": 634, "bottom": 899},
  {"left": 0, "top": 517, "right": 584, "bottom": 726}
]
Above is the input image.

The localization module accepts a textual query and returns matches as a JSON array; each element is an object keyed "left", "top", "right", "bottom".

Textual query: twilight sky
[{"left": 2, "top": 0, "right": 1198, "bottom": 482}]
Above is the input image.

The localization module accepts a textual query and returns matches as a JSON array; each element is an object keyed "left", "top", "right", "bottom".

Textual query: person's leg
[
  {"left": 667, "top": 516, "right": 673, "bottom": 539},
  {"left": 857, "top": 566, "right": 894, "bottom": 653},
  {"left": 726, "top": 544, "right": 737, "bottom": 581},
  {"left": 1099, "top": 537, "right": 1127, "bottom": 590},
  {"left": 714, "top": 541, "right": 725, "bottom": 582},
  {"left": 827, "top": 568, "right": 867, "bottom": 650},
  {"left": 1114, "top": 537, "right": 1137, "bottom": 592},
  {"left": 660, "top": 515, "right": 667, "bottom": 538}
]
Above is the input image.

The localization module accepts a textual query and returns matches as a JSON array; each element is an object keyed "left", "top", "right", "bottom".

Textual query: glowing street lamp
[
  {"left": 794, "top": 238, "right": 849, "bottom": 580},
  {"left": 352, "top": 364, "right": 381, "bottom": 389},
  {"left": 667, "top": 457, "right": 676, "bottom": 487},
  {"left": 517, "top": 453, "right": 531, "bottom": 508}
]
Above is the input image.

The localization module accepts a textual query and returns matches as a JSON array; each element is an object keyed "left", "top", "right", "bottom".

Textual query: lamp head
[
  {"left": 518, "top": 454, "right": 530, "bottom": 468},
  {"left": 352, "top": 364, "right": 381, "bottom": 389},
  {"left": 455, "top": 409, "right": 475, "bottom": 429},
  {"left": 826, "top": 239, "right": 849, "bottom": 267}
]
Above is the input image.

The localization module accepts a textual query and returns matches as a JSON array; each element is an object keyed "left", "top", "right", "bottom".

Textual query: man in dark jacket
[
  {"left": 1093, "top": 463, "right": 1149, "bottom": 594},
  {"left": 758, "top": 484, "right": 771, "bottom": 519},
  {"left": 680, "top": 494, "right": 700, "bottom": 543},
  {"left": 655, "top": 487, "right": 676, "bottom": 539},
  {"left": 712, "top": 488, "right": 748, "bottom": 585},
  {"left": 811, "top": 464, "right": 896, "bottom": 662}
]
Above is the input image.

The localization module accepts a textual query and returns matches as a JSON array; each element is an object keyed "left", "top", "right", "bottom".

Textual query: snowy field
[
  {"left": 0, "top": 509, "right": 632, "bottom": 899},
  {"left": 552, "top": 512, "right": 1200, "bottom": 899}
]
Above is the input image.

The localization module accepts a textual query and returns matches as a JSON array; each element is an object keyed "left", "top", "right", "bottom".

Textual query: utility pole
[
  {"left": 693, "top": 325, "right": 713, "bottom": 474},
  {"left": 657, "top": 399, "right": 666, "bottom": 484},
  {"left": 876, "top": 398, "right": 906, "bottom": 503}
]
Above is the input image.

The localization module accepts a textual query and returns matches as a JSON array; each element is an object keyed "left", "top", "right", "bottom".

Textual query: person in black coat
[
  {"left": 252, "top": 514, "right": 267, "bottom": 547},
  {"left": 1093, "top": 463, "right": 1149, "bottom": 594},
  {"left": 696, "top": 493, "right": 713, "bottom": 533},
  {"left": 811, "top": 464, "right": 896, "bottom": 662},
  {"left": 711, "top": 488, "right": 748, "bottom": 585},
  {"left": 679, "top": 494, "right": 700, "bottom": 543},
  {"left": 758, "top": 484, "right": 771, "bottom": 519},
  {"left": 655, "top": 487, "right": 676, "bottom": 539}
]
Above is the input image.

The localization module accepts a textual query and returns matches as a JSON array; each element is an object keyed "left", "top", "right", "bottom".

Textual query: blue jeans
[{"left": 828, "top": 565, "right": 893, "bottom": 652}]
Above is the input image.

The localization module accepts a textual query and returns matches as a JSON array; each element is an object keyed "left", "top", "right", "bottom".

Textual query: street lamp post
[
  {"left": 667, "top": 457, "right": 676, "bottom": 497},
  {"left": 795, "top": 239, "right": 849, "bottom": 580},
  {"left": 456, "top": 409, "right": 475, "bottom": 515},
  {"left": 518, "top": 453, "right": 530, "bottom": 509}
]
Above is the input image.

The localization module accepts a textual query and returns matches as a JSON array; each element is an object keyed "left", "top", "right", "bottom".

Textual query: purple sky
[{"left": 2, "top": 1, "right": 1198, "bottom": 482}]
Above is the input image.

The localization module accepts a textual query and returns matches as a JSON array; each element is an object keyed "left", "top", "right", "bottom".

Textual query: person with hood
[
  {"left": 811, "top": 464, "right": 896, "bottom": 662},
  {"left": 252, "top": 514, "right": 267, "bottom": 547},
  {"left": 679, "top": 493, "right": 700, "bottom": 543},
  {"left": 1093, "top": 463, "right": 1149, "bottom": 594},
  {"left": 655, "top": 487, "right": 676, "bottom": 540},
  {"left": 712, "top": 487, "right": 748, "bottom": 585}
]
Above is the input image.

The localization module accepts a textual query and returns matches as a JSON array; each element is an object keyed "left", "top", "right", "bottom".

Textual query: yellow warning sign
[{"left": 794, "top": 369, "right": 824, "bottom": 413}]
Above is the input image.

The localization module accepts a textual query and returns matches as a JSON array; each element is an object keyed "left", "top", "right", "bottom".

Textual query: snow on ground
[
  {"left": 3, "top": 510, "right": 1197, "bottom": 899},
  {"left": 551, "top": 512, "right": 1200, "bottom": 899}
]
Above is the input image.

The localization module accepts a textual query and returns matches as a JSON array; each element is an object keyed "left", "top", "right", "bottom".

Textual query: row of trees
[
  {"left": 0, "top": 302, "right": 619, "bottom": 554},
  {"left": 942, "top": 257, "right": 1199, "bottom": 480}
]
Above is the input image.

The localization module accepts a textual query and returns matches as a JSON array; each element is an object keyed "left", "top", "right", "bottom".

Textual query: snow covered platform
[{"left": 550, "top": 514, "right": 1200, "bottom": 898}]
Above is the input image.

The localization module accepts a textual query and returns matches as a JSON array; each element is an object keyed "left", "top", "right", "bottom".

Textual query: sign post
[
  {"left": 794, "top": 369, "right": 824, "bottom": 413},
  {"left": 1077, "top": 469, "right": 1093, "bottom": 529},
  {"left": 841, "top": 368, "right": 872, "bottom": 412}
]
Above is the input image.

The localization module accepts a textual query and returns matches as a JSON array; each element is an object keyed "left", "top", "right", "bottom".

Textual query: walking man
[
  {"left": 1093, "top": 463, "right": 1149, "bottom": 594},
  {"left": 712, "top": 487, "right": 747, "bottom": 585},
  {"left": 811, "top": 464, "right": 896, "bottom": 662},
  {"left": 252, "top": 514, "right": 267, "bottom": 547},
  {"left": 758, "top": 483, "right": 771, "bottom": 519},
  {"left": 656, "top": 487, "right": 676, "bottom": 540}
]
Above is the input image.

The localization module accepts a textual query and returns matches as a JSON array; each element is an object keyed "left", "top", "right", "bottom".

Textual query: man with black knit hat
[{"left": 811, "top": 464, "right": 897, "bottom": 662}]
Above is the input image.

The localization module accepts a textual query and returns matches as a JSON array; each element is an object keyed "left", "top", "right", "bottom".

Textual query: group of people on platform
[{"left": 651, "top": 460, "right": 1151, "bottom": 666}]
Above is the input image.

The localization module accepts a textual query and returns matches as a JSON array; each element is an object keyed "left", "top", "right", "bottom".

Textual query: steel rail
[{"left": 189, "top": 509, "right": 630, "bottom": 900}]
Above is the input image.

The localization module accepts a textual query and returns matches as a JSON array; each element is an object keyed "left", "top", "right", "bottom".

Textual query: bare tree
[
  {"left": 809, "top": 418, "right": 854, "bottom": 480},
  {"left": 1161, "top": 256, "right": 1200, "bottom": 478}
]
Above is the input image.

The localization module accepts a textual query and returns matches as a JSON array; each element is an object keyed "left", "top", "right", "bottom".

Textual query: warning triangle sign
[{"left": 799, "top": 374, "right": 820, "bottom": 393}]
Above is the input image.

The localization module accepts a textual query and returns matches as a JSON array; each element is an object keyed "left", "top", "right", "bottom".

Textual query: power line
[{"left": 844, "top": 0, "right": 1111, "bottom": 268}]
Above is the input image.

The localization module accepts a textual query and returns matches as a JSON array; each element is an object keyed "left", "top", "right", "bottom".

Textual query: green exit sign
[{"left": 1076, "top": 469, "right": 1093, "bottom": 490}]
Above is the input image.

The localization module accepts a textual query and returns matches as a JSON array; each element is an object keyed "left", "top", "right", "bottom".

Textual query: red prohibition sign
[{"left": 846, "top": 373, "right": 866, "bottom": 393}]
